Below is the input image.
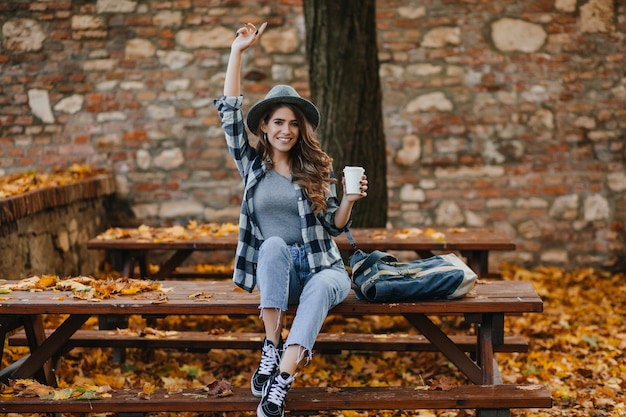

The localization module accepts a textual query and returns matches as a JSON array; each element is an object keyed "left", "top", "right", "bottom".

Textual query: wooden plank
[
  {"left": 338, "top": 228, "right": 516, "bottom": 252},
  {"left": 167, "top": 270, "right": 232, "bottom": 279},
  {"left": 0, "top": 385, "right": 552, "bottom": 413},
  {"left": 0, "top": 280, "right": 543, "bottom": 316},
  {"left": 86, "top": 227, "right": 516, "bottom": 252},
  {"left": 8, "top": 330, "right": 529, "bottom": 353}
]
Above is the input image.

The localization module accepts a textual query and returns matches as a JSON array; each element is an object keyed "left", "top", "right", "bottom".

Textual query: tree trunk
[{"left": 304, "top": 0, "right": 388, "bottom": 228}]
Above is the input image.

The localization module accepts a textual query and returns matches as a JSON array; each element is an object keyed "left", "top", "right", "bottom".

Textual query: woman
[{"left": 214, "top": 22, "right": 368, "bottom": 417}]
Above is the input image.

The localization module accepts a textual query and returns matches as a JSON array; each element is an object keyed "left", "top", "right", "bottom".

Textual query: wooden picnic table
[
  {"left": 86, "top": 227, "right": 516, "bottom": 280},
  {"left": 0, "top": 278, "right": 550, "bottom": 415}
]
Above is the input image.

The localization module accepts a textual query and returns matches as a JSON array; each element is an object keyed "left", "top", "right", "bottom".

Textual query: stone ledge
[{"left": 0, "top": 173, "right": 116, "bottom": 225}]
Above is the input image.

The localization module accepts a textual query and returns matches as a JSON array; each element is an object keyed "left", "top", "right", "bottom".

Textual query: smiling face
[{"left": 260, "top": 106, "right": 300, "bottom": 158}]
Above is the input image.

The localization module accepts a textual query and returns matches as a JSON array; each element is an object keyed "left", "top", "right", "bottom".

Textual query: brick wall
[{"left": 0, "top": 0, "right": 624, "bottom": 272}]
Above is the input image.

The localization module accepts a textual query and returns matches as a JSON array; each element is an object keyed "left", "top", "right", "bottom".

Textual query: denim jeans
[{"left": 256, "top": 236, "right": 351, "bottom": 355}]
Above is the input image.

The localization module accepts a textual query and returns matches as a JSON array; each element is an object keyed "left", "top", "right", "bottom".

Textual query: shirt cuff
[{"left": 214, "top": 95, "right": 243, "bottom": 110}]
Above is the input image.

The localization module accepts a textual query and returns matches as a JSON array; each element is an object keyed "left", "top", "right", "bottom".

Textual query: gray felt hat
[{"left": 246, "top": 85, "right": 320, "bottom": 134}]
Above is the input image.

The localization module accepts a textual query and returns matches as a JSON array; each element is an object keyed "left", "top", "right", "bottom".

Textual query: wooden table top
[
  {"left": 0, "top": 279, "right": 540, "bottom": 316},
  {"left": 87, "top": 227, "right": 516, "bottom": 252}
]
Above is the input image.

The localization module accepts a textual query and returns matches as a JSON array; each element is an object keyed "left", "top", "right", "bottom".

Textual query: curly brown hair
[{"left": 255, "top": 103, "right": 335, "bottom": 214}]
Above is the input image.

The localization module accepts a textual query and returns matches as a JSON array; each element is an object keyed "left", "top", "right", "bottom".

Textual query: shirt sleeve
[
  {"left": 317, "top": 174, "right": 351, "bottom": 236},
  {"left": 214, "top": 95, "right": 258, "bottom": 180}
]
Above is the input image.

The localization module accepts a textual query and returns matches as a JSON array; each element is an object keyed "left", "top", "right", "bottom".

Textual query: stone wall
[
  {"left": 0, "top": 0, "right": 624, "bottom": 272},
  {"left": 0, "top": 175, "right": 116, "bottom": 280}
]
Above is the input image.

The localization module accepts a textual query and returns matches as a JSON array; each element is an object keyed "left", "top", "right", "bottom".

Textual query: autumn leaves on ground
[{"left": 1, "top": 265, "right": 624, "bottom": 417}]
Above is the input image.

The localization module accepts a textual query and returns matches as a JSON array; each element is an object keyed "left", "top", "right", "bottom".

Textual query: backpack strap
[
  {"left": 345, "top": 228, "right": 356, "bottom": 248},
  {"left": 354, "top": 250, "right": 397, "bottom": 274}
]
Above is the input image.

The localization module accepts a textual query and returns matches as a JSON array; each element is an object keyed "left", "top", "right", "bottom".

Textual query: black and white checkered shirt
[{"left": 214, "top": 95, "right": 350, "bottom": 292}]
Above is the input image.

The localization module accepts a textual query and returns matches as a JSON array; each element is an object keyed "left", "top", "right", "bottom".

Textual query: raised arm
[{"left": 224, "top": 22, "right": 267, "bottom": 97}]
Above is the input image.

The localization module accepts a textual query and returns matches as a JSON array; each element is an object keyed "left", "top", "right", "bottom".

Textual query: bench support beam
[
  {"left": 11, "top": 314, "right": 90, "bottom": 384},
  {"left": 403, "top": 313, "right": 483, "bottom": 384}
]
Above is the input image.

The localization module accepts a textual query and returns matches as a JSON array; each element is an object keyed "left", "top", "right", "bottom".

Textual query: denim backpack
[{"left": 349, "top": 249, "right": 477, "bottom": 302}]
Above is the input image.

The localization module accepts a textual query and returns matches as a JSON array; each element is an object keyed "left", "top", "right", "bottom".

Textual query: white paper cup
[{"left": 343, "top": 166, "right": 365, "bottom": 194}]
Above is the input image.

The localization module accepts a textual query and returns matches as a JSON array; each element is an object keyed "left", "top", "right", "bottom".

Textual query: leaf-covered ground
[{"left": 1, "top": 265, "right": 624, "bottom": 417}]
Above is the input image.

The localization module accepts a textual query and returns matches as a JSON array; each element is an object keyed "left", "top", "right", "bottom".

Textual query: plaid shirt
[{"left": 214, "top": 95, "right": 350, "bottom": 292}]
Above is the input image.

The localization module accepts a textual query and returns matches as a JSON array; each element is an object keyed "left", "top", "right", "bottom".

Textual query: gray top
[{"left": 254, "top": 169, "right": 304, "bottom": 245}]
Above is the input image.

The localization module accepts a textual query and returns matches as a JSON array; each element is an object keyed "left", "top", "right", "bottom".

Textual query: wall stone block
[
  {"left": 422, "top": 27, "right": 460, "bottom": 49},
  {"left": 176, "top": 27, "right": 233, "bottom": 49},
  {"left": 54, "top": 94, "right": 84, "bottom": 114},
  {"left": 156, "top": 50, "right": 194, "bottom": 69},
  {"left": 395, "top": 134, "right": 421, "bottom": 166},
  {"left": 407, "top": 91, "right": 453, "bottom": 112},
  {"left": 584, "top": 194, "right": 610, "bottom": 222},
  {"left": 491, "top": 18, "right": 547, "bottom": 53},
  {"left": 2, "top": 18, "right": 46, "bottom": 51},
  {"left": 549, "top": 194, "right": 579, "bottom": 220},
  {"left": 154, "top": 148, "right": 184, "bottom": 170},
  {"left": 154, "top": 11, "right": 183, "bottom": 28},
  {"left": 125, "top": 39, "right": 156, "bottom": 59},
  {"left": 260, "top": 27, "right": 300, "bottom": 54},
  {"left": 580, "top": 0, "right": 615, "bottom": 33},
  {"left": 71, "top": 15, "right": 107, "bottom": 39},
  {"left": 27, "top": 89, "right": 55, "bottom": 123},
  {"left": 96, "top": 0, "right": 137, "bottom": 14}
]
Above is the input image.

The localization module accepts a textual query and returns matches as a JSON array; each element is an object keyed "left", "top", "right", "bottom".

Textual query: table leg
[
  {"left": 98, "top": 315, "right": 128, "bottom": 363},
  {"left": 119, "top": 251, "right": 131, "bottom": 277},
  {"left": 0, "top": 315, "right": 25, "bottom": 363},
  {"left": 478, "top": 318, "right": 495, "bottom": 385},
  {"left": 120, "top": 250, "right": 148, "bottom": 278},
  {"left": 0, "top": 315, "right": 30, "bottom": 383},
  {"left": 477, "top": 409, "right": 510, "bottom": 417},
  {"left": 461, "top": 250, "right": 488, "bottom": 277},
  {"left": 475, "top": 313, "right": 509, "bottom": 417},
  {"left": 12, "top": 314, "right": 90, "bottom": 384},
  {"left": 415, "top": 250, "right": 434, "bottom": 260},
  {"left": 151, "top": 249, "right": 193, "bottom": 280},
  {"left": 477, "top": 313, "right": 504, "bottom": 385},
  {"left": 403, "top": 313, "right": 483, "bottom": 384},
  {"left": 119, "top": 249, "right": 192, "bottom": 280}
]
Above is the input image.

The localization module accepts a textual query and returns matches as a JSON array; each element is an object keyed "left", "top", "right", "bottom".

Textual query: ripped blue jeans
[{"left": 256, "top": 236, "right": 351, "bottom": 357}]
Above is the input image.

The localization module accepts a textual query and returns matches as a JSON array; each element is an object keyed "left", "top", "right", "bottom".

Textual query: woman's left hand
[{"left": 343, "top": 175, "right": 368, "bottom": 202}]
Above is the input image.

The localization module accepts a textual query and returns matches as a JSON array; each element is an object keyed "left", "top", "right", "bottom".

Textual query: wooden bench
[
  {"left": 0, "top": 279, "right": 551, "bottom": 416},
  {"left": 9, "top": 329, "right": 529, "bottom": 353},
  {"left": 87, "top": 226, "right": 516, "bottom": 280},
  {"left": 0, "top": 385, "right": 552, "bottom": 414}
]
